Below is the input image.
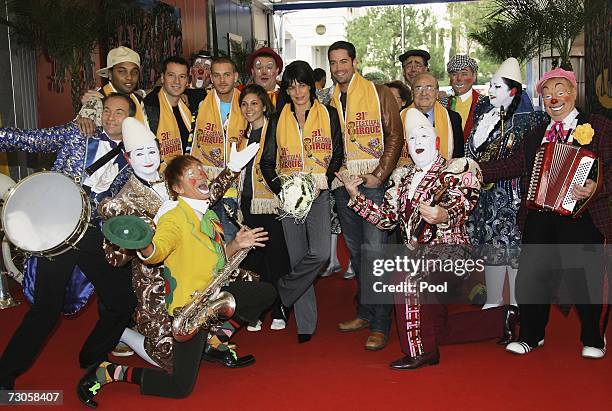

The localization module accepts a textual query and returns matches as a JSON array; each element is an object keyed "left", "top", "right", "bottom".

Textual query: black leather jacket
[{"left": 260, "top": 102, "right": 344, "bottom": 194}]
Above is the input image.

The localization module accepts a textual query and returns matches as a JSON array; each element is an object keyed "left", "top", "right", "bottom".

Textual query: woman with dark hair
[
  {"left": 466, "top": 58, "right": 547, "bottom": 324},
  {"left": 260, "top": 60, "right": 343, "bottom": 342},
  {"left": 238, "top": 84, "right": 292, "bottom": 331}
]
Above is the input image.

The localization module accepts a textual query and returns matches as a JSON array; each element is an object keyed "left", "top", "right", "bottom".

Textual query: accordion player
[{"left": 526, "top": 141, "right": 601, "bottom": 218}]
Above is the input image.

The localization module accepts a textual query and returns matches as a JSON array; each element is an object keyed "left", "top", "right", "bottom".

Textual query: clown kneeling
[
  {"left": 337, "top": 108, "right": 516, "bottom": 369},
  {"left": 78, "top": 148, "right": 276, "bottom": 407}
]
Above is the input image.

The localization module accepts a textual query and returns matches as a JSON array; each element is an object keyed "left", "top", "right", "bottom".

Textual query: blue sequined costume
[{"left": 0, "top": 122, "right": 130, "bottom": 313}]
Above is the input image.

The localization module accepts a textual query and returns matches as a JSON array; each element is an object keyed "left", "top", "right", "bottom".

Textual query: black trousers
[
  {"left": 0, "top": 228, "right": 137, "bottom": 387},
  {"left": 517, "top": 211, "right": 606, "bottom": 348},
  {"left": 140, "top": 281, "right": 276, "bottom": 398},
  {"left": 240, "top": 197, "right": 290, "bottom": 319}
]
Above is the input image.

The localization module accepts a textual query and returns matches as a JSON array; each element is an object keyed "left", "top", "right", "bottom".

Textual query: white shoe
[
  {"left": 270, "top": 319, "right": 286, "bottom": 330},
  {"left": 582, "top": 338, "right": 606, "bottom": 359},
  {"left": 343, "top": 265, "right": 355, "bottom": 280},
  {"left": 246, "top": 320, "right": 262, "bottom": 332},
  {"left": 506, "top": 339, "right": 544, "bottom": 355},
  {"left": 582, "top": 346, "right": 605, "bottom": 359},
  {"left": 320, "top": 264, "right": 341, "bottom": 278},
  {"left": 111, "top": 342, "right": 135, "bottom": 357}
]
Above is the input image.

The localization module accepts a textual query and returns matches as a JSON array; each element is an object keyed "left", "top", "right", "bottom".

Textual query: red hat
[
  {"left": 536, "top": 68, "right": 577, "bottom": 96},
  {"left": 246, "top": 47, "right": 283, "bottom": 73}
]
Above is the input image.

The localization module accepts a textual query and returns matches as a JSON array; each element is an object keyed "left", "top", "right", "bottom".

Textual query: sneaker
[
  {"left": 582, "top": 337, "right": 606, "bottom": 359},
  {"left": 506, "top": 339, "right": 544, "bottom": 355},
  {"left": 246, "top": 320, "right": 262, "bottom": 332},
  {"left": 343, "top": 264, "right": 355, "bottom": 280},
  {"left": 111, "top": 342, "right": 134, "bottom": 357},
  {"left": 320, "top": 263, "right": 341, "bottom": 278},
  {"left": 271, "top": 319, "right": 286, "bottom": 330}
]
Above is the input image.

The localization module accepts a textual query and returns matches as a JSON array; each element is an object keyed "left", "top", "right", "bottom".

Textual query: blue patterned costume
[
  {"left": 0, "top": 122, "right": 130, "bottom": 313},
  {"left": 465, "top": 97, "right": 548, "bottom": 267}
]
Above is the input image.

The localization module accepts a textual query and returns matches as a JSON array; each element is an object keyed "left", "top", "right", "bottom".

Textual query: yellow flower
[{"left": 574, "top": 124, "right": 594, "bottom": 145}]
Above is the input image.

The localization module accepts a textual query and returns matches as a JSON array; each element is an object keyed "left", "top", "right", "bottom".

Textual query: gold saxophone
[{"left": 171, "top": 206, "right": 258, "bottom": 342}]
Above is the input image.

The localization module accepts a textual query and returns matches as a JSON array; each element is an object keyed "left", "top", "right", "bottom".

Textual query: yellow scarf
[
  {"left": 156, "top": 90, "right": 191, "bottom": 164},
  {"left": 406, "top": 101, "right": 453, "bottom": 160},
  {"left": 102, "top": 83, "right": 146, "bottom": 123},
  {"left": 277, "top": 100, "right": 333, "bottom": 190},
  {"left": 330, "top": 72, "right": 384, "bottom": 183},
  {"left": 242, "top": 119, "right": 279, "bottom": 214},
  {"left": 397, "top": 108, "right": 414, "bottom": 167},
  {"left": 192, "top": 89, "right": 247, "bottom": 178}
]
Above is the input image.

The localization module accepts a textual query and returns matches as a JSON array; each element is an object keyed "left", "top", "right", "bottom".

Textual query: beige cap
[
  {"left": 494, "top": 57, "right": 522, "bottom": 84},
  {"left": 97, "top": 46, "right": 141, "bottom": 78},
  {"left": 404, "top": 108, "right": 434, "bottom": 137},
  {"left": 122, "top": 117, "right": 156, "bottom": 153}
]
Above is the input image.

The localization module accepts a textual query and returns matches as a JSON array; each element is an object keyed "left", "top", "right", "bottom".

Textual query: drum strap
[{"left": 85, "top": 142, "right": 125, "bottom": 176}]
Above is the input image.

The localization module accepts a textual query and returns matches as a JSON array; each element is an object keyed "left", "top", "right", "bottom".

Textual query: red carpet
[{"left": 1, "top": 260, "right": 610, "bottom": 410}]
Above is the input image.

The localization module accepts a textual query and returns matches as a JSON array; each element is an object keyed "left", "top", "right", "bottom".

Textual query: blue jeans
[
  {"left": 333, "top": 186, "right": 392, "bottom": 335},
  {"left": 212, "top": 198, "right": 238, "bottom": 242}
]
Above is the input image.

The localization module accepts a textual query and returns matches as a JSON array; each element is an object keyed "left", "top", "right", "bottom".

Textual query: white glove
[{"left": 227, "top": 142, "right": 260, "bottom": 172}]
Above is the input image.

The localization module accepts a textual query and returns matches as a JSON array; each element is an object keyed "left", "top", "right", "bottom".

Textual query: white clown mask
[
  {"left": 488, "top": 75, "right": 514, "bottom": 110},
  {"left": 129, "top": 143, "right": 161, "bottom": 182},
  {"left": 122, "top": 117, "right": 161, "bottom": 182},
  {"left": 408, "top": 125, "right": 438, "bottom": 169}
]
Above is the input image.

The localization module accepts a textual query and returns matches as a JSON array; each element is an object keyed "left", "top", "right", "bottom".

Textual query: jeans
[
  {"left": 212, "top": 197, "right": 238, "bottom": 242},
  {"left": 333, "top": 186, "right": 392, "bottom": 335}
]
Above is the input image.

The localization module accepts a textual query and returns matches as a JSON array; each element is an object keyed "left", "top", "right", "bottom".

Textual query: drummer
[{"left": 0, "top": 92, "right": 138, "bottom": 390}]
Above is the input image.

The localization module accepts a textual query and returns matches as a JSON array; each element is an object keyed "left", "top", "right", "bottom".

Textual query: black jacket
[
  {"left": 260, "top": 102, "right": 344, "bottom": 194},
  {"left": 448, "top": 109, "right": 465, "bottom": 158}
]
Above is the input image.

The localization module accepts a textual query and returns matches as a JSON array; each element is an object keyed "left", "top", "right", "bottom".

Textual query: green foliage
[
  {"left": 0, "top": 0, "right": 138, "bottom": 113},
  {"left": 227, "top": 39, "right": 260, "bottom": 85},
  {"left": 363, "top": 71, "right": 388, "bottom": 84},
  {"left": 346, "top": 6, "right": 445, "bottom": 81},
  {"left": 346, "top": 3, "right": 500, "bottom": 85},
  {"left": 470, "top": 0, "right": 604, "bottom": 71}
]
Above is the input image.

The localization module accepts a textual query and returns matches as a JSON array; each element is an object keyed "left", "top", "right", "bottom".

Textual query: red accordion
[{"left": 526, "top": 142, "right": 601, "bottom": 218}]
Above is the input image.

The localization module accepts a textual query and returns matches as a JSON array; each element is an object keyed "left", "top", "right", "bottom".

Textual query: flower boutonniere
[{"left": 573, "top": 123, "right": 594, "bottom": 145}]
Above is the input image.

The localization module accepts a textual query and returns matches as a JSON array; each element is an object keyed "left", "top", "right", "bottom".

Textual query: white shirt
[
  {"left": 540, "top": 108, "right": 579, "bottom": 144},
  {"left": 472, "top": 109, "right": 500, "bottom": 149},
  {"left": 83, "top": 135, "right": 121, "bottom": 193},
  {"left": 457, "top": 89, "right": 473, "bottom": 102}
]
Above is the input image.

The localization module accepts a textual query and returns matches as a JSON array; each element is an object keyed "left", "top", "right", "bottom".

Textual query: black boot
[
  {"left": 202, "top": 345, "right": 255, "bottom": 368},
  {"left": 76, "top": 363, "right": 102, "bottom": 409},
  {"left": 497, "top": 305, "right": 519, "bottom": 345}
]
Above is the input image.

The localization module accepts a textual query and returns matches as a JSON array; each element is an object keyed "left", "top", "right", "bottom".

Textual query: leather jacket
[
  {"left": 371, "top": 84, "right": 404, "bottom": 182},
  {"left": 260, "top": 102, "right": 344, "bottom": 194}
]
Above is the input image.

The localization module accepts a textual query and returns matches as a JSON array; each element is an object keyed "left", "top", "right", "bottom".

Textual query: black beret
[{"left": 399, "top": 49, "right": 431, "bottom": 64}]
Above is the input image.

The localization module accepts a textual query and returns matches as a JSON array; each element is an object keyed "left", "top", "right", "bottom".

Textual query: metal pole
[{"left": 400, "top": 5, "right": 405, "bottom": 51}]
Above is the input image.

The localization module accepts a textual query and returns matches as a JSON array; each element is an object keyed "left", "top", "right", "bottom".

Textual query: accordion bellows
[{"left": 526, "top": 142, "right": 601, "bottom": 218}]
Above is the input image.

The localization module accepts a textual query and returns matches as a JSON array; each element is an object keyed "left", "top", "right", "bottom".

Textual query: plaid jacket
[{"left": 479, "top": 111, "right": 612, "bottom": 240}]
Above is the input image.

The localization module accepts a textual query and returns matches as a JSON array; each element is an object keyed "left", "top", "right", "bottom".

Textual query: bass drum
[
  {"left": 1, "top": 171, "right": 90, "bottom": 257},
  {"left": 0, "top": 173, "right": 22, "bottom": 283}
]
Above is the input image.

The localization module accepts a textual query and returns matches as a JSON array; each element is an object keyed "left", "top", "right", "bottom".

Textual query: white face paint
[
  {"left": 488, "top": 75, "right": 514, "bottom": 109},
  {"left": 407, "top": 126, "right": 438, "bottom": 169},
  {"left": 129, "top": 143, "right": 161, "bottom": 182}
]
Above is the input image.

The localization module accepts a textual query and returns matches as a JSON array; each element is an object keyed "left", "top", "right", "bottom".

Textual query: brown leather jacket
[{"left": 371, "top": 84, "right": 403, "bottom": 182}]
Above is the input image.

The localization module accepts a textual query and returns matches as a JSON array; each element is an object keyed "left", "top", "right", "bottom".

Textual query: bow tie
[{"left": 99, "top": 133, "right": 120, "bottom": 149}]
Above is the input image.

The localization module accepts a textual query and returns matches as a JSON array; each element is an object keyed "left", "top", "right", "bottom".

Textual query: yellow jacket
[{"left": 143, "top": 198, "right": 223, "bottom": 315}]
